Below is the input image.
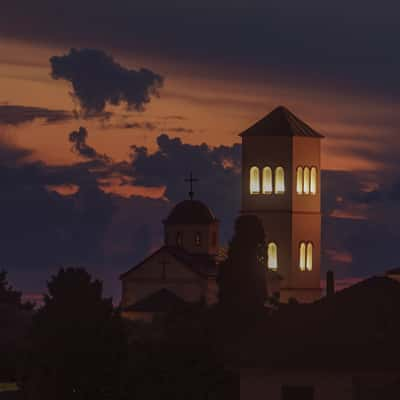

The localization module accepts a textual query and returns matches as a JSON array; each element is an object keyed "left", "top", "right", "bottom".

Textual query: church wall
[
  {"left": 241, "top": 136, "right": 293, "bottom": 213},
  {"left": 241, "top": 132, "right": 322, "bottom": 303},
  {"left": 122, "top": 279, "right": 205, "bottom": 307},
  {"left": 289, "top": 213, "right": 321, "bottom": 290},
  {"left": 279, "top": 288, "right": 322, "bottom": 304},
  {"left": 121, "top": 250, "right": 206, "bottom": 307},
  {"left": 165, "top": 222, "right": 219, "bottom": 255},
  {"left": 292, "top": 136, "right": 321, "bottom": 213},
  {"left": 253, "top": 211, "right": 292, "bottom": 285}
]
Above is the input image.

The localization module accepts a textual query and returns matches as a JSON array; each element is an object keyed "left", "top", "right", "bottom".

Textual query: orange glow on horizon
[{"left": 0, "top": 36, "right": 397, "bottom": 196}]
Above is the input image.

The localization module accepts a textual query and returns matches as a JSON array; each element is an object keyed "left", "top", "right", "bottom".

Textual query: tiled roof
[
  {"left": 164, "top": 200, "right": 217, "bottom": 225},
  {"left": 239, "top": 106, "right": 324, "bottom": 138}
]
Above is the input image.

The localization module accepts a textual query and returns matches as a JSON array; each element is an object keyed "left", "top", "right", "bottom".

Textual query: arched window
[
  {"left": 299, "top": 241, "right": 313, "bottom": 271},
  {"left": 303, "top": 167, "right": 310, "bottom": 194},
  {"left": 274, "top": 167, "right": 285, "bottom": 194},
  {"left": 262, "top": 167, "right": 273, "bottom": 194},
  {"left": 250, "top": 166, "right": 260, "bottom": 194},
  {"left": 306, "top": 242, "right": 313, "bottom": 271},
  {"left": 299, "top": 242, "right": 306, "bottom": 271},
  {"left": 267, "top": 242, "right": 278, "bottom": 270},
  {"left": 296, "top": 167, "right": 303, "bottom": 194},
  {"left": 195, "top": 232, "right": 201, "bottom": 247},
  {"left": 310, "top": 167, "right": 317, "bottom": 195},
  {"left": 176, "top": 232, "right": 183, "bottom": 247}
]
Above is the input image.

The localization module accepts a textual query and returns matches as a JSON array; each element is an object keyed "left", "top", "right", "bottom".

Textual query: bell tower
[{"left": 240, "top": 106, "right": 324, "bottom": 303}]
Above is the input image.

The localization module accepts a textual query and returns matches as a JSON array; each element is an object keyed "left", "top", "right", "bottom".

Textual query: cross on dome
[{"left": 184, "top": 172, "right": 199, "bottom": 200}]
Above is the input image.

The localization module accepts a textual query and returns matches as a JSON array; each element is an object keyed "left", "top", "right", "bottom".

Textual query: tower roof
[
  {"left": 239, "top": 106, "right": 324, "bottom": 138},
  {"left": 164, "top": 199, "right": 217, "bottom": 225}
]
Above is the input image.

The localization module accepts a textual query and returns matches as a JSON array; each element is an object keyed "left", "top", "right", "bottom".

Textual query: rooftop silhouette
[{"left": 239, "top": 106, "right": 324, "bottom": 138}]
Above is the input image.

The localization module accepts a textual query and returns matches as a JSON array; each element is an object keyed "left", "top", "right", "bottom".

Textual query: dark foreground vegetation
[
  {"left": 3, "top": 215, "right": 400, "bottom": 399},
  {"left": 1, "top": 216, "right": 267, "bottom": 399}
]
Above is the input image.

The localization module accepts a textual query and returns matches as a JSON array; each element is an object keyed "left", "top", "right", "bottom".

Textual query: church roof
[
  {"left": 239, "top": 106, "right": 324, "bottom": 138},
  {"left": 164, "top": 199, "right": 217, "bottom": 225},
  {"left": 120, "top": 245, "right": 217, "bottom": 280},
  {"left": 167, "top": 246, "right": 217, "bottom": 277},
  {"left": 122, "top": 288, "right": 186, "bottom": 312}
]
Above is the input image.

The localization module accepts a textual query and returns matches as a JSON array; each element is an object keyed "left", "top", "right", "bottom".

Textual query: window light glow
[
  {"left": 299, "top": 241, "right": 313, "bottom": 271},
  {"left": 296, "top": 167, "right": 303, "bottom": 194},
  {"left": 275, "top": 167, "right": 285, "bottom": 194},
  {"left": 303, "top": 167, "right": 310, "bottom": 194},
  {"left": 250, "top": 166, "right": 260, "bottom": 194},
  {"left": 310, "top": 167, "right": 317, "bottom": 195},
  {"left": 299, "top": 242, "right": 306, "bottom": 271},
  {"left": 262, "top": 167, "right": 273, "bottom": 194},
  {"left": 267, "top": 242, "right": 278, "bottom": 269},
  {"left": 306, "top": 242, "right": 313, "bottom": 271}
]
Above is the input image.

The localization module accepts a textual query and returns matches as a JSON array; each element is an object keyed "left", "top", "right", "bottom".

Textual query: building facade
[
  {"left": 240, "top": 106, "right": 323, "bottom": 303},
  {"left": 120, "top": 199, "right": 219, "bottom": 320}
]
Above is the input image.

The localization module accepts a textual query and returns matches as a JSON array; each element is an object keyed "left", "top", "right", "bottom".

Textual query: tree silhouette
[
  {"left": 21, "top": 267, "right": 127, "bottom": 400},
  {"left": 217, "top": 215, "right": 267, "bottom": 315},
  {"left": 0, "top": 270, "right": 34, "bottom": 310},
  {"left": 0, "top": 270, "right": 33, "bottom": 383},
  {"left": 120, "top": 304, "right": 237, "bottom": 400}
]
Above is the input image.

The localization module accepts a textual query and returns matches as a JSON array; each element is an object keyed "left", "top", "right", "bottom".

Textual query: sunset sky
[{"left": 1, "top": 0, "right": 400, "bottom": 299}]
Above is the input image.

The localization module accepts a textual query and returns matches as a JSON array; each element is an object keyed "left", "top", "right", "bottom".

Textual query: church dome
[{"left": 164, "top": 200, "right": 217, "bottom": 225}]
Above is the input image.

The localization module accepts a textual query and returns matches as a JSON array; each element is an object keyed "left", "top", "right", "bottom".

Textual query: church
[{"left": 120, "top": 106, "right": 324, "bottom": 319}]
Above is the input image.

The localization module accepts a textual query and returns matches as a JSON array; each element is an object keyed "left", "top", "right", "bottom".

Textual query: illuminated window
[
  {"left": 299, "top": 242, "right": 306, "bottom": 271},
  {"left": 299, "top": 241, "right": 313, "bottom": 271},
  {"left": 267, "top": 242, "right": 278, "bottom": 270},
  {"left": 262, "top": 167, "right": 273, "bottom": 194},
  {"left": 306, "top": 242, "right": 313, "bottom": 271},
  {"left": 303, "top": 167, "right": 310, "bottom": 194},
  {"left": 296, "top": 167, "right": 303, "bottom": 194},
  {"left": 274, "top": 167, "right": 285, "bottom": 194},
  {"left": 176, "top": 232, "right": 183, "bottom": 247},
  {"left": 310, "top": 167, "right": 317, "bottom": 195},
  {"left": 250, "top": 166, "right": 260, "bottom": 194},
  {"left": 195, "top": 232, "right": 201, "bottom": 247}
]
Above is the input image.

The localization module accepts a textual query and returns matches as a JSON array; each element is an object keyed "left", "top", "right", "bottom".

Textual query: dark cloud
[
  {"left": 104, "top": 120, "right": 193, "bottom": 134},
  {"left": 0, "top": 139, "right": 33, "bottom": 166},
  {"left": 1, "top": 1, "right": 400, "bottom": 100},
  {"left": 321, "top": 169, "right": 400, "bottom": 279},
  {"left": 2, "top": 129, "right": 400, "bottom": 296},
  {"left": 118, "top": 122, "right": 157, "bottom": 130},
  {"left": 161, "top": 115, "right": 186, "bottom": 121},
  {"left": 130, "top": 133, "right": 241, "bottom": 242},
  {"left": 130, "top": 134, "right": 400, "bottom": 281},
  {"left": 167, "top": 127, "right": 194, "bottom": 134},
  {"left": 0, "top": 138, "right": 168, "bottom": 298},
  {"left": 0, "top": 105, "right": 72, "bottom": 126},
  {"left": 69, "top": 127, "right": 110, "bottom": 162},
  {"left": 0, "top": 152, "right": 113, "bottom": 284},
  {"left": 50, "top": 48, "right": 164, "bottom": 116}
]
